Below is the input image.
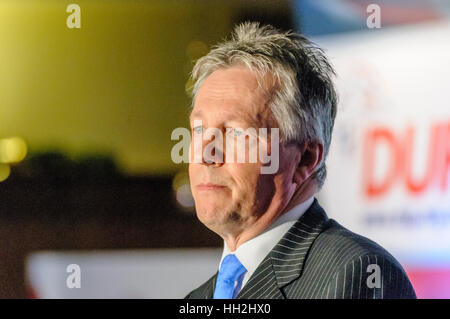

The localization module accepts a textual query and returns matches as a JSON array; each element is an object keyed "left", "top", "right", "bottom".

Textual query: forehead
[{"left": 190, "top": 66, "right": 275, "bottom": 126}]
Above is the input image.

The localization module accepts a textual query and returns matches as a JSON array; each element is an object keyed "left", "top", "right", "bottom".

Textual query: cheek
[
  {"left": 188, "top": 163, "right": 194, "bottom": 179},
  {"left": 228, "top": 163, "right": 277, "bottom": 214},
  {"left": 188, "top": 164, "right": 200, "bottom": 189},
  {"left": 189, "top": 136, "right": 202, "bottom": 163},
  {"left": 226, "top": 163, "right": 261, "bottom": 196}
]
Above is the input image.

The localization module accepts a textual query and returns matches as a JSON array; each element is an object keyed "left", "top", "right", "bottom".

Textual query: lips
[{"left": 196, "top": 183, "right": 226, "bottom": 191}]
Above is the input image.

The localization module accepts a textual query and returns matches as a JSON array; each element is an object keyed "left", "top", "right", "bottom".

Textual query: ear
[{"left": 293, "top": 140, "right": 324, "bottom": 184}]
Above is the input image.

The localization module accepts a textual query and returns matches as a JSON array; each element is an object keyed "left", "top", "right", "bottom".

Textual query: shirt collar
[{"left": 219, "top": 196, "right": 315, "bottom": 277}]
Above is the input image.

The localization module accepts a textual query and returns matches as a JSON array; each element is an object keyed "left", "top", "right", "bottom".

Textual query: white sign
[{"left": 317, "top": 21, "right": 450, "bottom": 266}]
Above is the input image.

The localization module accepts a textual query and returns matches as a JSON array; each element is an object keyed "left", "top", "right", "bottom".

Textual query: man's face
[{"left": 188, "top": 66, "right": 301, "bottom": 235}]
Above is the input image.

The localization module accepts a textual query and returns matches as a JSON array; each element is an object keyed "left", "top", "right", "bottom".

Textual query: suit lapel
[
  {"left": 190, "top": 272, "right": 217, "bottom": 299},
  {"left": 236, "top": 254, "right": 284, "bottom": 299},
  {"left": 237, "top": 198, "right": 329, "bottom": 299}
]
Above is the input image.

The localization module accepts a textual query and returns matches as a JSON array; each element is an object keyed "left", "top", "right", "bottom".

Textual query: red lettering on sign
[
  {"left": 363, "top": 121, "right": 450, "bottom": 198},
  {"left": 363, "top": 127, "right": 399, "bottom": 197}
]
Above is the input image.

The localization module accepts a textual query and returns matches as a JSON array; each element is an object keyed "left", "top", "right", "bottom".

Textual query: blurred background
[{"left": 0, "top": 0, "right": 449, "bottom": 298}]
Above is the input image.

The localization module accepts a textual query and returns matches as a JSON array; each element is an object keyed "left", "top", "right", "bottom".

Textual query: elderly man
[{"left": 185, "top": 22, "right": 416, "bottom": 299}]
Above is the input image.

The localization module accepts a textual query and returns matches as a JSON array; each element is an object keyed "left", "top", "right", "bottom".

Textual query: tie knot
[{"left": 219, "top": 254, "right": 246, "bottom": 281}]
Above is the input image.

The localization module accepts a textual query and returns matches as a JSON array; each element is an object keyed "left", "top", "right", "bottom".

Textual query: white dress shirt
[{"left": 218, "top": 196, "right": 315, "bottom": 297}]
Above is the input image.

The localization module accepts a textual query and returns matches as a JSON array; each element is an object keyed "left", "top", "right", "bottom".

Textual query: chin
[{"left": 195, "top": 204, "right": 228, "bottom": 227}]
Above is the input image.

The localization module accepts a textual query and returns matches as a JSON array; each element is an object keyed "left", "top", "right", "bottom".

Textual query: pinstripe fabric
[{"left": 185, "top": 199, "right": 416, "bottom": 299}]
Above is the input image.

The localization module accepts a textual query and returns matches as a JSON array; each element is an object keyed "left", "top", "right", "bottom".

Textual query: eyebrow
[{"left": 189, "top": 109, "right": 262, "bottom": 128}]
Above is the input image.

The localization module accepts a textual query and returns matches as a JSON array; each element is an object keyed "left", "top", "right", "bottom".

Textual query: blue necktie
[{"left": 213, "top": 254, "right": 247, "bottom": 299}]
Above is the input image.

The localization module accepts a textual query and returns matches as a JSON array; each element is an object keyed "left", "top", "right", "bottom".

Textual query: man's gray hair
[{"left": 189, "top": 21, "right": 338, "bottom": 190}]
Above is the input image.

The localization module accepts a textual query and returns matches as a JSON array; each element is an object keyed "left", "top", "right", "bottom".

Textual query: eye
[
  {"left": 230, "top": 128, "right": 244, "bottom": 137},
  {"left": 192, "top": 126, "right": 204, "bottom": 134}
]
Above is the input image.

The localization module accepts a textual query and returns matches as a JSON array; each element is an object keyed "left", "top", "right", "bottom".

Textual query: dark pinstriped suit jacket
[{"left": 185, "top": 198, "right": 416, "bottom": 299}]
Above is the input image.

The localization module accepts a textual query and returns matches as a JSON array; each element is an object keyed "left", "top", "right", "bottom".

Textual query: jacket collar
[
  {"left": 197, "top": 198, "right": 329, "bottom": 299},
  {"left": 237, "top": 198, "right": 329, "bottom": 298}
]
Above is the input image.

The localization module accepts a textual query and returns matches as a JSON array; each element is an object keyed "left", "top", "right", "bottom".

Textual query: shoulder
[
  {"left": 306, "top": 219, "right": 416, "bottom": 298},
  {"left": 184, "top": 272, "right": 217, "bottom": 299},
  {"left": 314, "top": 218, "right": 396, "bottom": 262}
]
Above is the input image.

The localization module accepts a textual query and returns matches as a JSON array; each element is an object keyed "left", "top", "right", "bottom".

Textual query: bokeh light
[
  {"left": 176, "top": 184, "right": 195, "bottom": 208},
  {"left": 0, "top": 163, "right": 11, "bottom": 182},
  {"left": 172, "top": 170, "right": 194, "bottom": 209},
  {"left": 0, "top": 137, "right": 28, "bottom": 163}
]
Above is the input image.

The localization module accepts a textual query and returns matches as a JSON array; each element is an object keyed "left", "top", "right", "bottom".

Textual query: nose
[{"left": 200, "top": 135, "right": 224, "bottom": 167}]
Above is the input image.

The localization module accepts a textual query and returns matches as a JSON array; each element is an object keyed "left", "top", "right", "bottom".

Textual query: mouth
[{"left": 196, "top": 183, "right": 227, "bottom": 191}]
